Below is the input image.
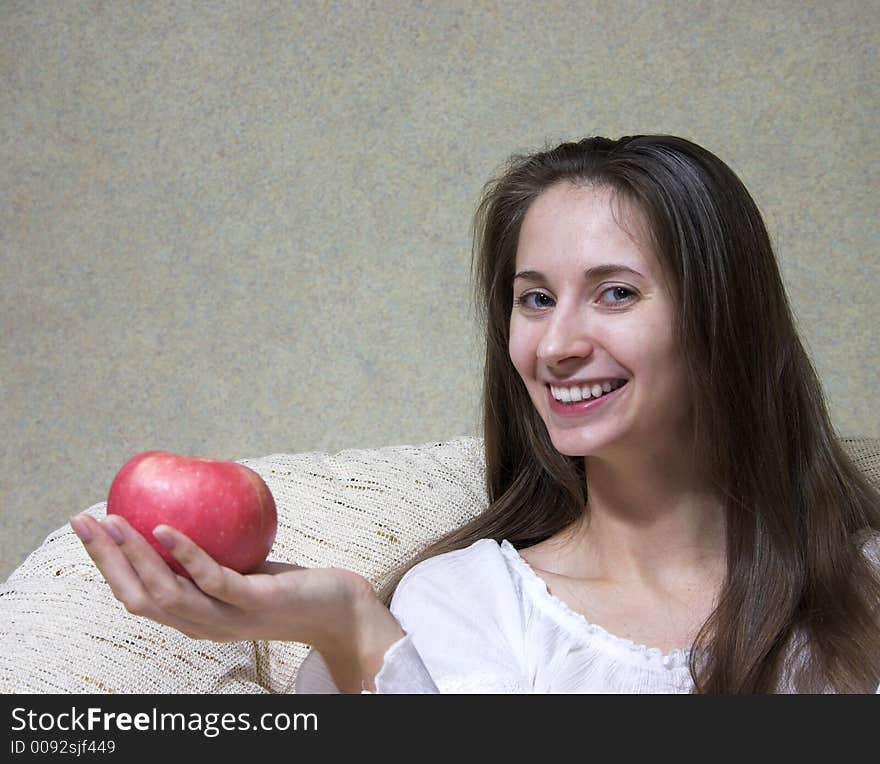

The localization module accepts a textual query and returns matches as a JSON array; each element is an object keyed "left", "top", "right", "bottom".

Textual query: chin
[
  {"left": 547, "top": 433, "right": 602, "bottom": 458},
  {"left": 544, "top": 423, "right": 628, "bottom": 458}
]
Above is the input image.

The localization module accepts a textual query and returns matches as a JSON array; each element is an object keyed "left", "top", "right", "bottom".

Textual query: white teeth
[{"left": 550, "top": 380, "right": 626, "bottom": 403}]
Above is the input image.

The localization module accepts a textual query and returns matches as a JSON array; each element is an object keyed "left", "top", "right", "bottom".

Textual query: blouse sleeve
[
  {"left": 293, "top": 631, "right": 439, "bottom": 694},
  {"left": 379, "top": 540, "right": 531, "bottom": 692},
  {"left": 294, "top": 539, "right": 531, "bottom": 693}
]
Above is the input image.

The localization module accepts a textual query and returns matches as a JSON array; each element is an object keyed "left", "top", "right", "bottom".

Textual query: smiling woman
[
  {"left": 72, "top": 135, "right": 880, "bottom": 694},
  {"left": 355, "top": 135, "right": 880, "bottom": 693}
]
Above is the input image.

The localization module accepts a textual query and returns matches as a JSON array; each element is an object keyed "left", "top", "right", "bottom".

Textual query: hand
[{"left": 69, "top": 512, "right": 381, "bottom": 653}]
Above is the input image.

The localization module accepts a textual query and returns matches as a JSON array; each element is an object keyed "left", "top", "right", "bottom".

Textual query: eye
[
  {"left": 513, "top": 291, "right": 555, "bottom": 311},
  {"left": 598, "top": 286, "right": 636, "bottom": 305}
]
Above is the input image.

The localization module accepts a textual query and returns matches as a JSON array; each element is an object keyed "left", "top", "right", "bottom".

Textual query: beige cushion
[
  {"left": 0, "top": 435, "right": 877, "bottom": 693},
  {"left": 0, "top": 437, "right": 486, "bottom": 693}
]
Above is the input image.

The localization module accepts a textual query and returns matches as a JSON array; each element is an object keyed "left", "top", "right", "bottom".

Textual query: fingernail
[
  {"left": 103, "top": 516, "right": 125, "bottom": 544},
  {"left": 153, "top": 526, "right": 176, "bottom": 550},
  {"left": 70, "top": 515, "right": 92, "bottom": 543}
]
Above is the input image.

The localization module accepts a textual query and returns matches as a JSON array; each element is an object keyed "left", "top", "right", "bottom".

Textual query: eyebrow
[{"left": 513, "top": 264, "right": 646, "bottom": 282}]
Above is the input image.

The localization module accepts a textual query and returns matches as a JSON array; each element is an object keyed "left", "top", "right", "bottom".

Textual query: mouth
[
  {"left": 548, "top": 379, "right": 627, "bottom": 404},
  {"left": 545, "top": 379, "right": 628, "bottom": 416}
]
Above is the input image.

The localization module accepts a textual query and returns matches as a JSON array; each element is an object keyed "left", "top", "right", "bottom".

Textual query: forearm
[{"left": 317, "top": 592, "right": 405, "bottom": 693}]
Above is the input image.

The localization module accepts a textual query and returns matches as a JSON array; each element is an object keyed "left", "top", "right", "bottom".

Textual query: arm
[
  {"left": 297, "top": 540, "right": 533, "bottom": 694},
  {"left": 316, "top": 593, "right": 407, "bottom": 693},
  {"left": 69, "top": 512, "right": 403, "bottom": 693},
  {"left": 296, "top": 632, "right": 441, "bottom": 693}
]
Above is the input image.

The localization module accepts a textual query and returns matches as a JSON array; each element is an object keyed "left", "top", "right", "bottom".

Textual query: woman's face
[{"left": 508, "top": 182, "right": 692, "bottom": 459}]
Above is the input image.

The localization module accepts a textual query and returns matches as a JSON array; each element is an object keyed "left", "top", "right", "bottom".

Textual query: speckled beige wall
[{"left": 2, "top": 0, "right": 878, "bottom": 581}]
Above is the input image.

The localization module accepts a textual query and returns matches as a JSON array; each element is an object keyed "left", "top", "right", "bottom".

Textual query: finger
[
  {"left": 71, "top": 514, "right": 152, "bottom": 607},
  {"left": 151, "top": 524, "right": 255, "bottom": 609},
  {"left": 254, "top": 560, "right": 306, "bottom": 575},
  {"left": 71, "top": 515, "right": 224, "bottom": 639},
  {"left": 103, "top": 516, "right": 206, "bottom": 607},
  {"left": 96, "top": 515, "right": 224, "bottom": 634}
]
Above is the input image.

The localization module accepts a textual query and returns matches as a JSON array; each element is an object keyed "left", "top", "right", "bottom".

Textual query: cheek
[
  {"left": 507, "top": 321, "right": 534, "bottom": 377},
  {"left": 507, "top": 319, "right": 538, "bottom": 381},
  {"left": 610, "top": 317, "right": 676, "bottom": 366},
  {"left": 634, "top": 326, "right": 689, "bottom": 396}
]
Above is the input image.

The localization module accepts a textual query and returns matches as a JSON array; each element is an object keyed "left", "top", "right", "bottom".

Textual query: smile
[
  {"left": 549, "top": 380, "right": 627, "bottom": 403},
  {"left": 545, "top": 380, "right": 628, "bottom": 417}
]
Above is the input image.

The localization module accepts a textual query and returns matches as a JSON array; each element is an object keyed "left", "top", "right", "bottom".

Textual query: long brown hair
[{"left": 377, "top": 135, "right": 880, "bottom": 693}]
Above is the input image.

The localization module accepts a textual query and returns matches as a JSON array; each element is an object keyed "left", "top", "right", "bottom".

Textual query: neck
[{"left": 562, "top": 444, "right": 726, "bottom": 587}]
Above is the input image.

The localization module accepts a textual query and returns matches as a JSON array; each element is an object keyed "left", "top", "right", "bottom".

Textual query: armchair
[{"left": 1, "top": 435, "right": 877, "bottom": 693}]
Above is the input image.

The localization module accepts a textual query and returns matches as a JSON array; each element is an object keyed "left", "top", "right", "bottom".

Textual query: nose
[{"left": 536, "top": 302, "right": 594, "bottom": 370}]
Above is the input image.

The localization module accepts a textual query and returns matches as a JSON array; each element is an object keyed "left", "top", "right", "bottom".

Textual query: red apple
[{"left": 106, "top": 451, "right": 277, "bottom": 577}]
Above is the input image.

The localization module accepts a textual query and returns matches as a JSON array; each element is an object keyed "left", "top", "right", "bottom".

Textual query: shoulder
[
  {"left": 394, "top": 538, "right": 511, "bottom": 599},
  {"left": 390, "top": 538, "right": 527, "bottom": 631},
  {"left": 385, "top": 540, "right": 535, "bottom": 691}
]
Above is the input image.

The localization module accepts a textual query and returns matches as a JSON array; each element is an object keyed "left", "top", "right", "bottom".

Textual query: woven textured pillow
[
  {"left": 0, "top": 436, "right": 486, "bottom": 693},
  {"left": 0, "top": 435, "right": 877, "bottom": 694}
]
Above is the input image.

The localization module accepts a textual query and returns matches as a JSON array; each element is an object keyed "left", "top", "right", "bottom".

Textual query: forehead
[{"left": 516, "top": 182, "right": 659, "bottom": 277}]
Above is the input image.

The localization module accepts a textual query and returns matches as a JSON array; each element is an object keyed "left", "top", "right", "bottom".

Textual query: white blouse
[
  {"left": 295, "top": 538, "right": 697, "bottom": 693},
  {"left": 294, "top": 535, "right": 880, "bottom": 694}
]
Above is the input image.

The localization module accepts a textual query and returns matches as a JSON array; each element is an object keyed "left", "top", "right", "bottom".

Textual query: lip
[{"left": 545, "top": 381, "right": 627, "bottom": 417}]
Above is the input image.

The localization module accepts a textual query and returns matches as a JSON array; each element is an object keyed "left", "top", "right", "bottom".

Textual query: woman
[{"left": 71, "top": 134, "right": 880, "bottom": 693}]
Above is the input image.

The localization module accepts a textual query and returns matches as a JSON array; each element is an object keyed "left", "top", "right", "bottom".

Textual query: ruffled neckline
[{"left": 498, "top": 539, "right": 692, "bottom": 670}]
